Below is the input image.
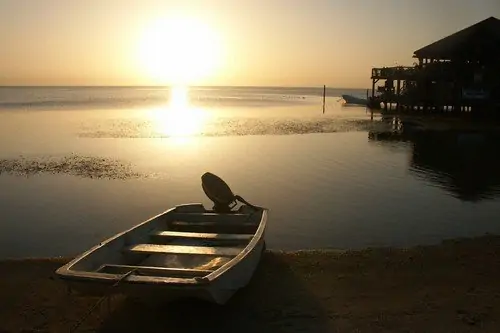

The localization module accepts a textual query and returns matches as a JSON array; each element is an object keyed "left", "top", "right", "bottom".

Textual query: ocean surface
[{"left": 1, "top": 86, "right": 499, "bottom": 259}]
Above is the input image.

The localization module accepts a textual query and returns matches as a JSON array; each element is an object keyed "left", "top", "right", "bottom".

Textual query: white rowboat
[{"left": 56, "top": 173, "right": 268, "bottom": 305}]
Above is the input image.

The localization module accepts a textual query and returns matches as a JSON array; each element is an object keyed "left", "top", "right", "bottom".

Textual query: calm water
[{"left": 1, "top": 86, "right": 499, "bottom": 259}]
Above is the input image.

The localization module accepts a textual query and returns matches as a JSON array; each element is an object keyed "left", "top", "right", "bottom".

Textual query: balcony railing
[{"left": 371, "top": 66, "right": 417, "bottom": 79}]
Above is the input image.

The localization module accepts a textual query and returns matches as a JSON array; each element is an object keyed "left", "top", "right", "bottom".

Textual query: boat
[
  {"left": 341, "top": 94, "right": 368, "bottom": 106},
  {"left": 56, "top": 172, "right": 268, "bottom": 305}
]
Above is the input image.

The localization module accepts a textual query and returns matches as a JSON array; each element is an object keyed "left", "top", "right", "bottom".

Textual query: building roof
[{"left": 413, "top": 17, "right": 500, "bottom": 60}]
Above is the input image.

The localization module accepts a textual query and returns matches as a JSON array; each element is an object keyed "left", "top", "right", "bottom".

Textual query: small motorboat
[
  {"left": 56, "top": 172, "right": 268, "bottom": 305},
  {"left": 341, "top": 94, "right": 368, "bottom": 106}
]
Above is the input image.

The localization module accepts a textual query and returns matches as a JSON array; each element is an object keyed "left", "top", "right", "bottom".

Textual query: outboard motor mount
[{"left": 201, "top": 172, "right": 263, "bottom": 213}]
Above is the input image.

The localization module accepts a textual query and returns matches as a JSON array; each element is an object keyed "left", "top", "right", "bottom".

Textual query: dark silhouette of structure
[{"left": 370, "top": 17, "right": 500, "bottom": 116}]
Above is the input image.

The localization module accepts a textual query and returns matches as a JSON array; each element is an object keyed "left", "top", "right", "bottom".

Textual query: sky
[{"left": 1, "top": 0, "right": 499, "bottom": 88}]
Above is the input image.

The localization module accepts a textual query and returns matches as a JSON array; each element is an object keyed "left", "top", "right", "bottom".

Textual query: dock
[{"left": 369, "top": 16, "right": 500, "bottom": 116}]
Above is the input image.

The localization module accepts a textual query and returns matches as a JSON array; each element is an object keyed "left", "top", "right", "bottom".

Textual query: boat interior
[{"left": 67, "top": 204, "right": 262, "bottom": 280}]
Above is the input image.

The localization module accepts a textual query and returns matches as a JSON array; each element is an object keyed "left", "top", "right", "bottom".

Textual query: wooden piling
[{"left": 322, "top": 85, "right": 326, "bottom": 114}]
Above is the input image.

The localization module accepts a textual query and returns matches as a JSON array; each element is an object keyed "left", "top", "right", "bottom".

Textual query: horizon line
[{"left": 0, "top": 84, "right": 369, "bottom": 90}]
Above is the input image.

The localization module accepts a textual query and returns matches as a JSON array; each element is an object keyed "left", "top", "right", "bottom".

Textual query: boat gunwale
[
  {"left": 204, "top": 208, "right": 267, "bottom": 283},
  {"left": 55, "top": 270, "right": 202, "bottom": 285},
  {"left": 55, "top": 204, "right": 202, "bottom": 285}
]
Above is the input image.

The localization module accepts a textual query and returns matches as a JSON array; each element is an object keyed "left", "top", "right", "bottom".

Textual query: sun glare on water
[
  {"left": 153, "top": 86, "right": 207, "bottom": 138},
  {"left": 138, "top": 16, "right": 216, "bottom": 139},
  {"left": 138, "top": 16, "right": 221, "bottom": 85}
]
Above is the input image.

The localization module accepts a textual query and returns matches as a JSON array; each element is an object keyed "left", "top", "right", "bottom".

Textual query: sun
[{"left": 138, "top": 17, "right": 221, "bottom": 85}]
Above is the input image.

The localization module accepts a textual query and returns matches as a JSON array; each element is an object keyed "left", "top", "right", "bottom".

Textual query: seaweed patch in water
[
  {"left": 78, "top": 117, "right": 387, "bottom": 138},
  {"left": 0, "top": 155, "right": 143, "bottom": 180}
]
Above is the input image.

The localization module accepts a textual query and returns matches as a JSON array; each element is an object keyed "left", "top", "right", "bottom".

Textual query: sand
[{"left": 1, "top": 236, "right": 499, "bottom": 333}]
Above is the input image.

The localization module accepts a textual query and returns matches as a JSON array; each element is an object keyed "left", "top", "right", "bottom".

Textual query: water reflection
[
  {"left": 369, "top": 116, "right": 500, "bottom": 201},
  {"left": 151, "top": 86, "right": 208, "bottom": 137}
]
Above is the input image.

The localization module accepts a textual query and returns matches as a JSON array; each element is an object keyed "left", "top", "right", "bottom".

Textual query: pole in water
[{"left": 322, "top": 85, "right": 326, "bottom": 114}]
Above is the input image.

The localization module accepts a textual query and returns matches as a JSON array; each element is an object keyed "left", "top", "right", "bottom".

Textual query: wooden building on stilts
[{"left": 369, "top": 16, "right": 500, "bottom": 116}]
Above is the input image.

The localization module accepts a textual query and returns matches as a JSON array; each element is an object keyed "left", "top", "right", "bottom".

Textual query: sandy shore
[{"left": 1, "top": 236, "right": 500, "bottom": 333}]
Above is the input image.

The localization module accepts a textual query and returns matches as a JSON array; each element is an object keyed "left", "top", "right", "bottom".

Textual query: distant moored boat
[{"left": 341, "top": 94, "right": 368, "bottom": 106}]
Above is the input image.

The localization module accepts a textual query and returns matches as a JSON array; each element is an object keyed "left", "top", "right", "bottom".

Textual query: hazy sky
[{"left": 1, "top": 0, "right": 499, "bottom": 87}]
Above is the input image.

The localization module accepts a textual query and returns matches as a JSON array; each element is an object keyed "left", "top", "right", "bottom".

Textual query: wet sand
[{"left": 1, "top": 236, "right": 499, "bottom": 333}]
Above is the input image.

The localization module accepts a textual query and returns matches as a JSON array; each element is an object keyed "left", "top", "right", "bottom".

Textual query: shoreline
[
  {"left": 0, "top": 233, "right": 496, "bottom": 261},
  {"left": 1, "top": 235, "right": 500, "bottom": 332}
]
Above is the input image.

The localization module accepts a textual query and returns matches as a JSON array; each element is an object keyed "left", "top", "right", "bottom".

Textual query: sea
[{"left": 1, "top": 86, "right": 499, "bottom": 259}]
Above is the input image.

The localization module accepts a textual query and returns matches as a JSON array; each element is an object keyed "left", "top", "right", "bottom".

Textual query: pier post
[
  {"left": 322, "top": 85, "right": 326, "bottom": 114},
  {"left": 396, "top": 79, "right": 401, "bottom": 111}
]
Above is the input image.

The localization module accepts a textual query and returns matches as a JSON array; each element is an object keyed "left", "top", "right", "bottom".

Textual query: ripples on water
[
  {"left": 1, "top": 86, "right": 382, "bottom": 137},
  {"left": 0, "top": 86, "right": 343, "bottom": 110}
]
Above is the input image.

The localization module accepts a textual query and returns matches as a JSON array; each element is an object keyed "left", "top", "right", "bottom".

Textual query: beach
[{"left": 1, "top": 235, "right": 499, "bottom": 332}]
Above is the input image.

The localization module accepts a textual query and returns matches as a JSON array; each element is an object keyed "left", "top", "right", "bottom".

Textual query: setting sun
[{"left": 138, "top": 17, "right": 222, "bottom": 85}]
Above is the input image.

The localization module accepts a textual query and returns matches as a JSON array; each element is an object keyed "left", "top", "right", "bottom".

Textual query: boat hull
[
  {"left": 56, "top": 204, "right": 267, "bottom": 305},
  {"left": 63, "top": 239, "right": 265, "bottom": 305},
  {"left": 341, "top": 94, "right": 368, "bottom": 106}
]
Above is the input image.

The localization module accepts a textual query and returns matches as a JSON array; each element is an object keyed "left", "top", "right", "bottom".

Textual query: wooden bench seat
[
  {"left": 168, "top": 221, "right": 257, "bottom": 233},
  {"left": 97, "top": 264, "right": 211, "bottom": 277},
  {"left": 169, "top": 213, "right": 251, "bottom": 223},
  {"left": 125, "top": 244, "right": 241, "bottom": 257},
  {"left": 151, "top": 230, "right": 253, "bottom": 241}
]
